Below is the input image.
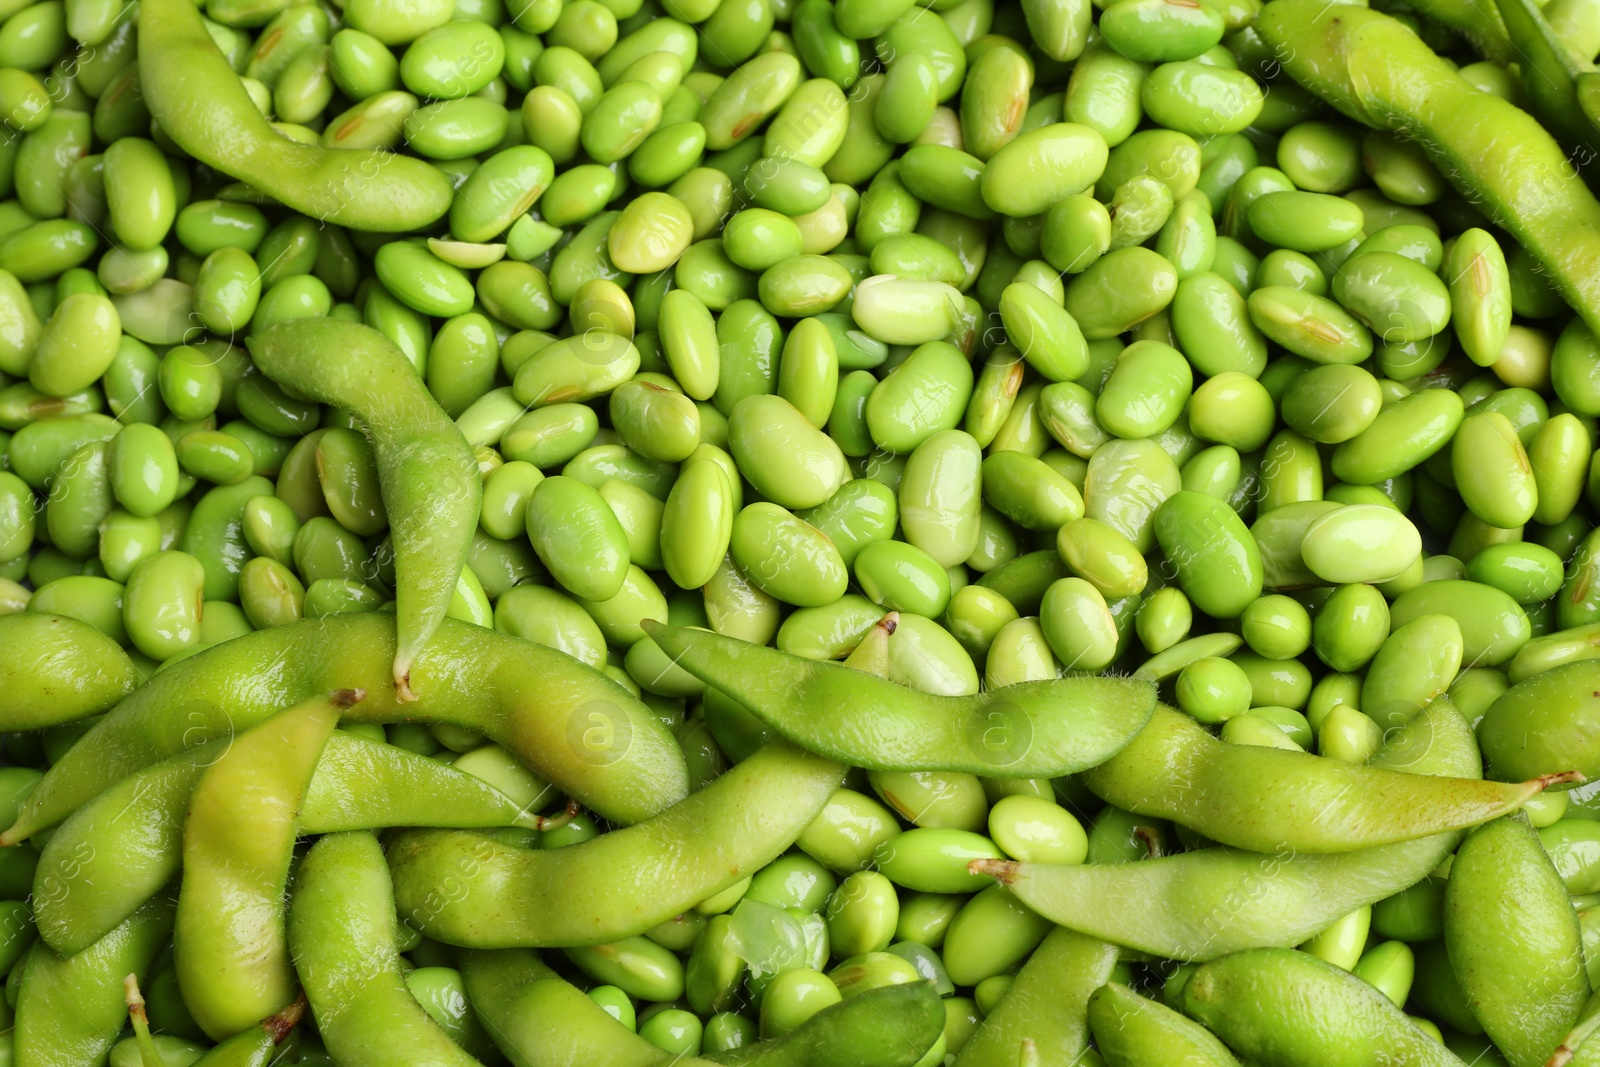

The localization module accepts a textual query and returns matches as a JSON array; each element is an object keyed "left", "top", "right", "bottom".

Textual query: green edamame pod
[
  {"left": 175, "top": 690, "right": 349, "bottom": 1039},
  {"left": 247, "top": 318, "right": 479, "bottom": 700},
  {"left": 140, "top": 0, "right": 452, "bottom": 231},
  {"left": 3, "top": 613, "right": 687, "bottom": 845},
  {"left": 0, "top": 611, "right": 136, "bottom": 731},
  {"left": 1089, "top": 981, "right": 1241, "bottom": 1067},
  {"left": 644, "top": 622, "right": 1154, "bottom": 777},
  {"left": 389, "top": 741, "right": 841, "bottom": 946},
  {"left": 971, "top": 699, "right": 1499, "bottom": 960},
  {"left": 951, "top": 927, "right": 1117, "bottom": 1067},
  {"left": 289, "top": 831, "right": 479, "bottom": 1065},
  {"left": 1081, "top": 703, "right": 1566, "bottom": 854},
  {"left": 13, "top": 895, "right": 175, "bottom": 1066},
  {"left": 1180, "top": 949, "right": 1462, "bottom": 1067},
  {"left": 1444, "top": 814, "right": 1588, "bottom": 1066},
  {"left": 463, "top": 946, "right": 943, "bottom": 1067},
  {"left": 35, "top": 729, "right": 541, "bottom": 956}
]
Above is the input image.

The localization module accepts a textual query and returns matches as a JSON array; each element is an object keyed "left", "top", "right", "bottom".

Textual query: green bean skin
[
  {"left": 971, "top": 699, "right": 1476, "bottom": 960},
  {"left": 0, "top": 612, "right": 138, "bottom": 730},
  {"left": 1257, "top": 0, "right": 1600, "bottom": 338},
  {"left": 461, "top": 947, "right": 944, "bottom": 1067},
  {"left": 189, "top": 1024, "right": 290, "bottom": 1067},
  {"left": 1444, "top": 814, "right": 1588, "bottom": 1067},
  {"left": 388, "top": 741, "right": 842, "bottom": 947},
  {"left": 33, "top": 730, "right": 538, "bottom": 956},
  {"left": 13, "top": 895, "right": 176, "bottom": 1067},
  {"left": 288, "top": 832, "right": 481, "bottom": 1066},
  {"left": 463, "top": 947, "right": 722, "bottom": 1066},
  {"left": 704, "top": 981, "right": 945, "bottom": 1066},
  {"left": 951, "top": 927, "right": 1119, "bottom": 1067},
  {"left": 301, "top": 731, "right": 542, "bottom": 833},
  {"left": 1405, "top": 0, "right": 1512, "bottom": 62},
  {"left": 1179, "top": 949, "right": 1464, "bottom": 1066},
  {"left": 176, "top": 691, "right": 345, "bottom": 1040},
  {"left": 3, "top": 614, "right": 687, "bottom": 844},
  {"left": 247, "top": 319, "right": 480, "bottom": 699},
  {"left": 1478, "top": 660, "right": 1600, "bottom": 784},
  {"left": 643, "top": 622, "right": 1156, "bottom": 776},
  {"left": 1492, "top": 0, "right": 1599, "bottom": 157},
  {"left": 1088, "top": 981, "right": 1242, "bottom": 1067},
  {"left": 139, "top": 0, "right": 453, "bottom": 231},
  {"left": 1079, "top": 703, "right": 1570, "bottom": 853}
]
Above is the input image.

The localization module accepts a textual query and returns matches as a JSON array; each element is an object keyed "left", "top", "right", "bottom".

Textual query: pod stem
[
  {"left": 535, "top": 798, "right": 583, "bottom": 832},
  {"left": 1549, "top": 1008, "right": 1600, "bottom": 1067},
  {"left": 1535, "top": 770, "right": 1587, "bottom": 790},
  {"left": 264, "top": 992, "right": 308, "bottom": 1044},
  {"left": 395, "top": 661, "right": 417, "bottom": 703},
  {"left": 969, "top": 858, "right": 1020, "bottom": 884},
  {"left": 124, "top": 974, "right": 170, "bottom": 1067}
]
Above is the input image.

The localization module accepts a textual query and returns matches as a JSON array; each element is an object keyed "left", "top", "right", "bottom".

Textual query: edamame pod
[
  {"left": 288, "top": 831, "right": 480, "bottom": 1065},
  {"left": 1445, "top": 814, "right": 1588, "bottom": 1067},
  {"left": 247, "top": 318, "right": 480, "bottom": 700},
  {"left": 176, "top": 690, "right": 349, "bottom": 1039},
  {"left": 461, "top": 947, "right": 944, "bottom": 1067},
  {"left": 34, "top": 728, "right": 545, "bottom": 954},
  {"left": 1088, "top": 981, "right": 1242, "bottom": 1067},
  {"left": 970, "top": 700, "right": 1522, "bottom": 959},
  {"left": 3, "top": 614, "right": 687, "bottom": 843},
  {"left": 1081, "top": 704, "right": 1570, "bottom": 853},
  {"left": 0, "top": 611, "right": 136, "bottom": 730},
  {"left": 140, "top": 0, "right": 452, "bottom": 231},
  {"left": 13, "top": 895, "right": 175, "bottom": 1067},
  {"left": 644, "top": 622, "right": 1155, "bottom": 776},
  {"left": 388, "top": 741, "right": 842, "bottom": 947},
  {"left": 951, "top": 927, "right": 1117, "bottom": 1067},
  {"left": 1180, "top": 949, "right": 1463, "bottom": 1067}
]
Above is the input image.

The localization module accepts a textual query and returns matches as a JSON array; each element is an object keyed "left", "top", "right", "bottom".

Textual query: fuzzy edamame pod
[
  {"left": 1478, "top": 660, "right": 1600, "bottom": 785},
  {"left": 642, "top": 622, "right": 1155, "bottom": 776},
  {"left": 0, "top": 611, "right": 138, "bottom": 730},
  {"left": 388, "top": 740, "right": 843, "bottom": 947},
  {"left": 970, "top": 699, "right": 1483, "bottom": 960},
  {"left": 176, "top": 690, "right": 350, "bottom": 1040},
  {"left": 13, "top": 895, "right": 175, "bottom": 1067},
  {"left": 1088, "top": 981, "right": 1241, "bottom": 1067},
  {"left": 288, "top": 831, "right": 482, "bottom": 1066},
  {"left": 1078, "top": 703, "right": 1574, "bottom": 853},
  {"left": 3, "top": 614, "right": 688, "bottom": 844},
  {"left": 1257, "top": 0, "right": 1600, "bottom": 338},
  {"left": 1444, "top": 814, "right": 1588, "bottom": 1067},
  {"left": 1180, "top": 949, "right": 1464, "bottom": 1066},
  {"left": 33, "top": 729, "right": 543, "bottom": 955},
  {"left": 139, "top": 0, "right": 453, "bottom": 231},
  {"left": 247, "top": 319, "right": 480, "bottom": 700},
  {"left": 951, "top": 927, "right": 1119, "bottom": 1067}
]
